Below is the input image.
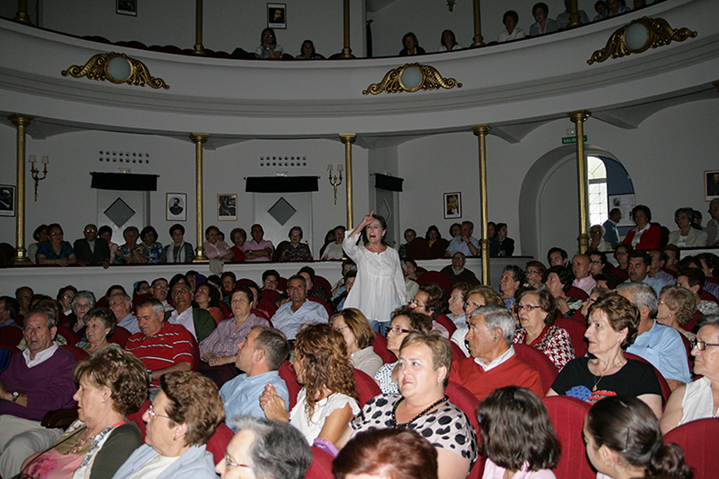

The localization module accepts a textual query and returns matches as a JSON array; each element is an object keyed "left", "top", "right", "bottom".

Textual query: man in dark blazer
[{"left": 73, "top": 224, "right": 110, "bottom": 268}]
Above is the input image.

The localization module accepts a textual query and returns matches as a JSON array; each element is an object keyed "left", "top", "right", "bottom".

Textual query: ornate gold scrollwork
[
  {"left": 587, "top": 17, "right": 697, "bottom": 65},
  {"left": 61, "top": 52, "right": 170, "bottom": 89},
  {"left": 363, "top": 63, "right": 462, "bottom": 95}
]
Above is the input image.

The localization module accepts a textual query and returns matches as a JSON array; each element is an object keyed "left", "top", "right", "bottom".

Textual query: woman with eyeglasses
[
  {"left": 613, "top": 243, "right": 632, "bottom": 280},
  {"left": 330, "top": 308, "right": 382, "bottom": 377},
  {"left": 37, "top": 223, "right": 77, "bottom": 266},
  {"left": 113, "top": 371, "right": 224, "bottom": 479},
  {"left": 254, "top": 28, "right": 283, "bottom": 59},
  {"left": 513, "top": 289, "right": 574, "bottom": 370},
  {"left": 373, "top": 307, "right": 432, "bottom": 394},
  {"left": 660, "top": 315, "right": 719, "bottom": 434}
]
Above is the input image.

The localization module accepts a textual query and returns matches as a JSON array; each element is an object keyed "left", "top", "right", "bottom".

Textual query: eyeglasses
[
  {"left": 386, "top": 326, "right": 411, "bottom": 335},
  {"left": 590, "top": 260, "right": 603, "bottom": 265},
  {"left": 690, "top": 338, "right": 719, "bottom": 351},
  {"left": 147, "top": 404, "right": 171, "bottom": 420},
  {"left": 224, "top": 454, "right": 251, "bottom": 469},
  {"left": 526, "top": 270, "right": 541, "bottom": 276},
  {"left": 514, "top": 303, "right": 542, "bottom": 313},
  {"left": 464, "top": 301, "right": 482, "bottom": 311},
  {"left": 333, "top": 325, "right": 349, "bottom": 332},
  {"left": 410, "top": 299, "right": 426, "bottom": 309}
]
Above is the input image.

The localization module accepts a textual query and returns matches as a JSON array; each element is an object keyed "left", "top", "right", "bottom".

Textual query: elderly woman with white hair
[
  {"left": 668, "top": 207, "right": 708, "bottom": 247},
  {"left": 587, "top": 224, "right": 611, "bottom": 252}
]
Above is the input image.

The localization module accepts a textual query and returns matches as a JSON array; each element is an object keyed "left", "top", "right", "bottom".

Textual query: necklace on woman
[
  {"left": 590, "top": 357, "right": 626, "bottom": 391},
  {"left": 389, "top": 395, "right": 448, "bottom": 428}
]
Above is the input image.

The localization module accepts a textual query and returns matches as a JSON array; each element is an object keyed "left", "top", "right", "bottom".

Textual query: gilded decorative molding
[
  {"left": 587, "top": 17, "right": 697, "bottom": 65},
  {"left": 363, "top": 63, "right": 462, "bottom": 95},
  {"left": 62, "top": 52, "right": 170, "bottom": 89}
]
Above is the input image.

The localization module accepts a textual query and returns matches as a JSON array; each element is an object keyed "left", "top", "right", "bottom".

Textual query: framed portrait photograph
[
  {"left": 0, "top": 185, "right": 16, "bottom": 217},
  {"left": 608, "top": 194, "right": 636, "bottom": 227},
  {"left": 444, "top": 192, "right": 461, "bottom": 219},
  {"left": 166, "top": 193, "right": 186, "bottom": 222},
  {"left": 218, "top": 194, "right": 237, "bottom": 221},
  {"left": 268, "top": 3, "right": 286, "bottom": 29},
  {"left": 705, "top": 170, "right": 719, "bottom": 201},
  {"left": 116, "top": 0, "right": 137, "bottom": 16}
]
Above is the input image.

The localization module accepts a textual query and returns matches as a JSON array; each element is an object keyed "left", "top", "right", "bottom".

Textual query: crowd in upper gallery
[{"left": 1, "top": 200, "right": 718, "bottom": 479}]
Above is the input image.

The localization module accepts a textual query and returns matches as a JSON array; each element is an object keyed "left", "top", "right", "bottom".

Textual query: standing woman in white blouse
[{"left": 343, "top": 212, "right": 407, "bottom": 332}]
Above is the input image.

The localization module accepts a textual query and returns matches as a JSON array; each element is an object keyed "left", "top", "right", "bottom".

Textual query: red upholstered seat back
[
  {"left": 260, "top": 289, "right": 280, "bottom": 303},
  {"left": 554, "top": 317, "right": 588, "bottom": 358},
  {"left": 306, "top": 296, "right": 333, "bottom": 317},
  {"left": 278, "top": 360, "right": 302, "bottom": 410},
  {"left": 450, "top": 340, "right": 467, "bottom": 362},
  {"left": 218, "top": 301, "right": 233, "bottom": 319},
  {"left": 663, "top": 417, "right": 719, "bottom": 478},
  {"left": 623, "top": 353, "right": 671, "bottom": 404},
  {"left": 108, "top": 325, "right": 132, "bottom": 349},
  {"left": 206, "top": 422, "right": 235, "bottom": 466},
  {"left": 446, "top": 381, "right": 484, "bottom": 479},
  {"left": 189, "top": 333, "right": 200, "bottom": 372},
  {"left": 416, "top": 271, "right": 453, "bottom": 296},
  {"left": 513, "top": 343, "right": 558, "bottom": 394},
  {"left": 566, "top": 286, "right": 589, "bottom": 301},
  {"left": 304, "top": 446, "right": 335, "bottom": 479},
  {"left": 353, "top": 368, "right": 381, "bottom": 407},
  {"left": 372, "top": 331, "right": 396, "bottom": 364},
  {"left": 313, "top": 276, "right": 332, "bottom": 300},
  {"left": 56, "top": 325, "right": 81, "bottom": 347},
  {"left": 132, "top": 293, "right": 152, "bottom": 313},
  {"left": 61, "top": 344, "right": 89, "bottom": 362},
  {"left": 701, "top": 290, "right": 718, "bottom": 304},
  {"left": 435, "top": 313, "right": 457, "bottom": 337},
  {"left": 127, "top": 400, "right": 151, "bottom": 440},
  {"left": 0, "top": 326, "right": 23, "bottom": 349},
  {"left": 542, "top": 395, "right": 594, "bottom": 479}
]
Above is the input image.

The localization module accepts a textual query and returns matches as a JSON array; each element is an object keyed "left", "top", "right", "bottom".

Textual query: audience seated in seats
[
  {"left": 337, "top": 331, "right": 477, "bottom": 479},
  {"left": 332, "top": 270, "right": 356, "bottom": 311},
  {"left": 401, "top": 259, "right": 420, "bottom": 301},
  {"left": 108, "top": 292, "right": 139, "bottom": 335},
  {"left": 98, "top": 225, "right": 118, "bottom": 263},
  {"left": 514, "top": 289, "right": 575, "bottom": 371},
  {"left": 279, "top": 226, "right": 313, "bottom": 262},
  {"left": 161, "top": 223, "right": 193, "bottom": 263},
  {"left": 623, "top": 204, "right": 662, "bottom": 250},
  {"left": 0, "top": 308, "right": 77, "bottom": 479},
  {"left": 56, "top": 285, "right": 77, "bottom": 321},
  {"left": 588, "top": 251, "right": 612, "bottom": 277},
  {"left": 656, "top": 285, "right": 697, "bottom": 343},
  {"left": 150, "top": 278, "right": 174, "bottom": 312},
  {"left": 548, "top": 293, "right": 664, "bottom": 418},
  {"left": 661, "top": 315, "right": 719, "bottom": 435},
  {"left": 706, "top": 198, "right": 719, "bottom": 246},
  {"left": 544, "top": 265, "right": 584, "bottom": 317},
  {"left": 445, "top": 221, "right": 480, "bottom": 258},
  {"left": 525, "top": 261, "right": 547, "bottom": 289},
  {"left": 261, "top": 323, "right": 360, "bottom": 445},
  {"left": 296, "top": 39, "right": 324, "bottom": 60},
  {"left": 125, "top": 298, "right": 195, "bottom": 399},
  {"left": 409, "top": 282, "right": 450, "bottom": 338},
  {"left": 479, "top": 386, "right": 560, "bottom": 479},
  {"left": 612, "top": 243, "right": 632, "bottom": 280},
  {"left": 496, "top": 223, "right": 515, "bottom": 257},
  {"left": 542, "top": 396, "right": 595, "bottom": 479},
  {"left": 166, "top": 283, "right": 215, "bottom": 343},
  {"left": 75, "top": 307, "right": 119, "bottom": 354},
  {"left": 446, "top": 282, "right": 472, "bottom": 329},
  {"left": 606, "top": 0, "right": 631, "bottom": 17},
  {"left": 669, "top": 207, "right": 708, "bottom": 247},
  {"left": 321, "top": 226, "right": 346, "bottom": 260},
  {"left": 244, "top": 224, "right": 274, "bottom": 262},
  {"left": 571, "top": 254, "right": 597, "bottom": 297},
  {"left": 217, "top": 416, "right": 312, "bottom": 479},
  {"left": 73, "top": 223, "right": 111, "bottom": 267},
  {"left": 113, "top": 226, "right": 146, "bottom": 264},
  {"left": 334, "top": 428, "right": 438, "bottom": 479},
  {"left": 498, "top": 10, "right": 526, "bottom": 42},
  {"left": 485, "top": 222, "right": 501, "bottom": 257},
  {"left": 499, "top": 264, "right": 525, "bottom": 310},
  {"left": 617, "top": 282, "right": 692, "bottom": 391},
  {"left": 343, "top": 213, "right": 406, "bottom": 332},
  {"left": 603, "top": 208, "right": 622, "bottom": 248},
  {"left": 194, "top": 283, "right": 224, "bottom": 325},
  {"left": 441, "top": 252, "right": 480, "bottom": 287},
  {"left": 66, "top": 290, "right": 95, "bottom": 339},
  {"left": 37, "top": 223, "right": 77, "bottom": 266},
  {"left": 438, "top": 29, "right": 463, "bottom": 52},
  {"left": 203, "top": 225, "right": 234, "bottom": 263},
  {"left": 451, "top": 285, "right": 504, "bottom": 357},
  {"left": 219, "top": 326, "right": 290, "bottom": 429},
  {"left": 271, "top": 275, "right": 329, "bottom": 341},
  {"left": 587, "top": 224, "right": 611, "bottom": 252},
  {"left": 27, "top": 224, "right": 48, "bottom": 264},
  {"left": 647, "top": 248, "right": 677, "bottom": 287},
  {"left": 399, "top": 32, "right": 425, "bottom": 56},
  {"left": 529, "top": 2, "right": 559, "bottom": 36},
  {"left": 593, "top": 0, "right": 608, "bottom": 21},
  {"left": 330, "top": 308, "right": 382, "bottom": 377},
  {"left": 593, "top": 272, "right": 622, "bottom": 291},
  {"left": 450, "top": 305, "right": 544, "bottom": 403},
  {"left": 227, "top": 227, "right": 246, "bottom": 263},
  {"left": 255, "top": 28, "right": 283, "bottom": 59},
  {"left": 557, "top": 0, "right": 591, "bottom": 28},
  {"left": 113, "top": 371, "right": 224, "bottom": 479},
  {"left": 21, "top": 348, "right": 147, "bottom": 479},
  {"left": 547, "top": 247, "right": 568, "bottom": 268},
  {"left": 262, "top": 269, "right": 281, "bottom": 292},
  {"left": 139, "top": 226, "right": 162, "bottom": 264},
  {"left": 374, "top": 307, "right": 433, "bottom": 394},
  {"left": 677, "top": 268, "right": 719, "bottom": 316},
  {"left": 299, "top": 265, "right": 329, "bottom": 302},
  {"left": 0, "top": 296, "right": 20, "bottom": 336},
  {"left": 584, "top": 396, "right": 692, "bottom": 479}
]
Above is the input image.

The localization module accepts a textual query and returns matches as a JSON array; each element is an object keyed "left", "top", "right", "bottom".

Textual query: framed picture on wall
[
  {"left": 218, "top": 194, "right": 237, "bottom": 221},
  {"left": 608, "top": 194, "right": 636, "bottom": 227},
  {"left": 0, "top": 185, "right": 15, "bottom": 217},
  {"left": 268, "top": 3, "right": 286, "bottom": 29},
  {"left": 166, "top": 193, "right": 186, "bottom": 221},
  {"left": 444, "top": 192, "right": 461, "bottom": 219},
  {"left": 116, "top": 0, "right": 137, "bottom": 16},
  {"left": 706, "top": 170, "right": 719, "bottom": 201}
]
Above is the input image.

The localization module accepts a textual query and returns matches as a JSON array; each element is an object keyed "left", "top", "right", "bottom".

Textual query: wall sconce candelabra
[
  {"left": 29, "top": 154, "right": 49, "bottom": 201},
  {"left": 328, "top": 163, "right": 343, "bottom": 205}
]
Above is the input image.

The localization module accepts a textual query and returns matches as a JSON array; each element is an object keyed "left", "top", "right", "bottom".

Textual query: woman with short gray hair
[
  {"left": 113, "top": 226, "right": 146, "bottom": 264},
  {"left": 668, "top": 207, "right": 708, "bottom": 247}
]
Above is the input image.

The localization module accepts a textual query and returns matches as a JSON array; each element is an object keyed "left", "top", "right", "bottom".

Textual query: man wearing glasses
[{"left": 73, "top": 223, "right": 111, "bottom": 268}]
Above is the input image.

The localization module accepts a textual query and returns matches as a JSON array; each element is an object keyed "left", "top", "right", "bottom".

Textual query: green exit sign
[{"left": 562, "top": 135, "right": 588, "bottom": 144}]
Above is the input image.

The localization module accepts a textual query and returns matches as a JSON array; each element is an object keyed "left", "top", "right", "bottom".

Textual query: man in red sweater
[{"left": 449, "top": 304, "right": 543, "bottom": 403}]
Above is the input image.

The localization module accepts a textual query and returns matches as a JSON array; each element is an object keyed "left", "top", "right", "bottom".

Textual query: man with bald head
[
  {"left": 73, "top": 223, "right": 110, "bottom": 268},
  {"left": 571, "top": 254, "right": 596, "bottom": 296}
]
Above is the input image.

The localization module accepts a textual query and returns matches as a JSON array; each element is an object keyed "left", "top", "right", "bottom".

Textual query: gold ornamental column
[
  {"left": 193, "top": 0, "right": 206, "bottom": 55},
  {"left": 340, "top": 134, "right": 356, "bottom": 229},
  {"left": 569, "top": 110, "right": 591, "bottom": 253},
  {"left": 470, "top": 0, "right": 485, "bottom": 47},
  {"left": 190, "top": 133, "right": 209, "bottom": 262},
  {"left": 568, "top": 0, "right": 580, "bottom": 28},
  {"left": 13, "top": 0, "right": 31, "bottom": 25},
  {"left": 340, "top": 0, "right": 355, "bottom": 59},
  {"left": 8, "top": 113, "right": 34, "bottom": 264},
  {"left": 472, "top": 124, "right": 491, "bottom": 285}
]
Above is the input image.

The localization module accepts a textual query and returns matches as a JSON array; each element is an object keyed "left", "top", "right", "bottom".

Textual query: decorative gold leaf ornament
[
  {"left": 62, "top": 52, "right": 170, "bottom": 89},
  {"left": 587, "top": 17, "right": 696, "bottom": 65},
  {"left": 363, "top": 63, "right": 462, "bottom": 95}
]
